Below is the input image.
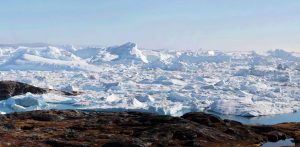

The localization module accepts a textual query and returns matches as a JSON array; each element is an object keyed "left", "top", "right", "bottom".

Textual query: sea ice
[{"left": 0, "top": 43, "right": 299, "bottom": 117}]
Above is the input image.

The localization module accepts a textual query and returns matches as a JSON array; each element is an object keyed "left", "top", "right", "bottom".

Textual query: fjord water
[
  {"left": 208, "top": 110, "right": 300, "bottom": 125},
  {"left": 261, "top": 138, "right": 295, "bottom": 147},
  {"left": 209, "top": 111, "right": 299, "bottom": 146}
]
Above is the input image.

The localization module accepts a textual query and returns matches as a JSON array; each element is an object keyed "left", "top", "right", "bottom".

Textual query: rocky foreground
[{"left": 0, "top": 110, "right": 298, "bottom": 147}]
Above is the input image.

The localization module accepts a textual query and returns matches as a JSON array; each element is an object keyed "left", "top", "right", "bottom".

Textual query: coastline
[{"left": 0, "top": 109, "right": 298, "bottom": 146}]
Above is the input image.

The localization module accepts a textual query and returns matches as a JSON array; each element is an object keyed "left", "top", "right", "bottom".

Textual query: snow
[
  {"left": 0, "top": 43, "right": 299, "bottom": 117},
  {"left": 106, "top": 42, "right": 148, "bottom": 63},
  {"left": 62, "top": 84, "right": 79, "bottom": 93},
  {"left": 0, "top": 46, "right": 99, "bottom": 71}
]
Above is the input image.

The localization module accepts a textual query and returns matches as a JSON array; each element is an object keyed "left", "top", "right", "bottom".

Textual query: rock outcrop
[
  {"left": 0, "top": 81, "right": 81, "bottom": 100},
  {"left": 0, "top": 81, "right": 47, "bottom": 100},
  {"left": 0, "top": 110, "right": 298, "bottom": 146}
]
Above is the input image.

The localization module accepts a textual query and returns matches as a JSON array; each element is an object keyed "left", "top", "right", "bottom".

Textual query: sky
[{"left": 0, "top": 0, "right": 299, "bottom": 51}]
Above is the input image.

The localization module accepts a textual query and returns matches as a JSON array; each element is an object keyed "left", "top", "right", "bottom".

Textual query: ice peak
[
  {"left": 106, "top": 42, "right": 148, "bottom": 63},
  {"left": 121, "top": 42, "right": 137, "bottom": 48}
]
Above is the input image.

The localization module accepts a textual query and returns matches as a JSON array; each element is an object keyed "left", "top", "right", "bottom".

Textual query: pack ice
[{"left": 0, "top": 43, "right": 299, "bottom": 117}]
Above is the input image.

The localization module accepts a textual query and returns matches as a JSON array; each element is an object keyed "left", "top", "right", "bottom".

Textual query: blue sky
[{"left": 0, "top": 0, "right": 299, "bottom": 51}]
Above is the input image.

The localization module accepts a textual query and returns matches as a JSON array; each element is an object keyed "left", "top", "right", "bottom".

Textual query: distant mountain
[{"left": 0, "top": 43, "right": 51, "bottom": 48}]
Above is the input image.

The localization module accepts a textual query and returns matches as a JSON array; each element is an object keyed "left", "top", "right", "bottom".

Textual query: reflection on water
[
  {"left": 207, "top": 111, "right": 300, "bottom": 125},
  {"left": 208, "top": 111, "right": 299, "bottom": 146},
  {"left": 261, "top": 138, "right": 295, "bottom": 147}
]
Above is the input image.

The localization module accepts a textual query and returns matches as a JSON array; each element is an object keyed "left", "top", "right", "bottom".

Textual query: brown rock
[
  {"left": 0, "top": 110, "right": 291, "bottom": 146},
  {"left": 0, "top": 81, "right": 46, "bottom": 100},
  {"left": 0, "top": 81, "right": 82, "bottom": 101}
]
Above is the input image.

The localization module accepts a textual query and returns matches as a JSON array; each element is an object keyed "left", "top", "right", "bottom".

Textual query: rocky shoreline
[{"left": 0, "top": 109, "right": 298, "bottom": 147}]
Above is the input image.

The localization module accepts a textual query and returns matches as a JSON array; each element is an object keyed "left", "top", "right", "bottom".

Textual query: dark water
[
  {"left": 207, "top": 111, "right": 300, "bottom": 125},
  {"left": 207, "top": 111, "right": 299, "bottom": 146}
]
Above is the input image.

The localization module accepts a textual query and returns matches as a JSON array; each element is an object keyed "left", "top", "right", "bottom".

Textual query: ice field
[{"left": 0, "top": 42, "right": 299, "bottom": 116}]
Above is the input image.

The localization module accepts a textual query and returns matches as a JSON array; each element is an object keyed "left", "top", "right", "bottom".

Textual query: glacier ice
[{"left": 0, "top": 43, "right": 299, "bottom": 117}]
